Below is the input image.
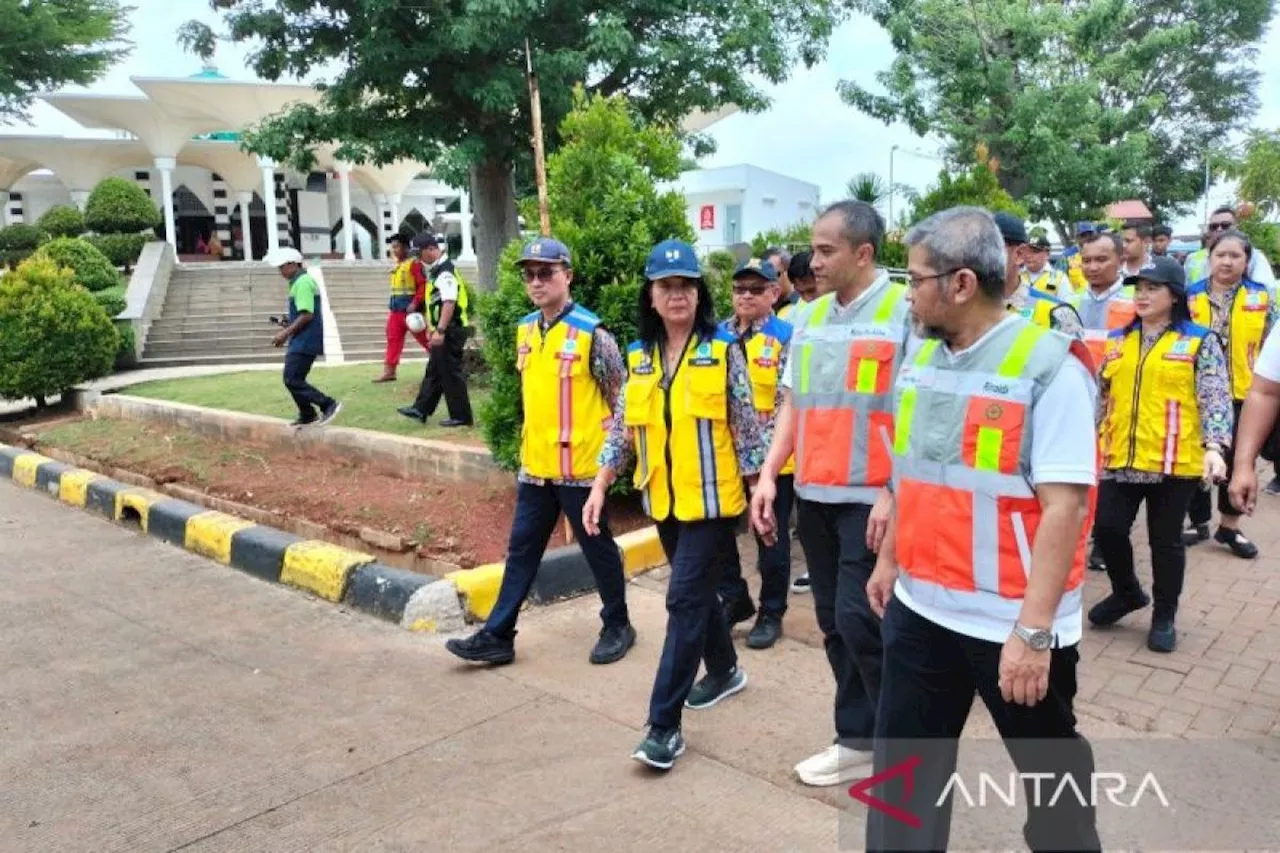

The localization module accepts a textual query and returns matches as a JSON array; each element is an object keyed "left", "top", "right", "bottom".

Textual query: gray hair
[
  {"left": 820, "top": 200, "right": 885, "bottom": 260},
  {"left": 904, "top": 206, "right": 1006, "bottom": 299}
]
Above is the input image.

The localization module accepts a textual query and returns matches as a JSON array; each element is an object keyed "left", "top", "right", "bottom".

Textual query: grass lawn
[{"left": 124, "top": 363, "right": 490, "bottom": 442}]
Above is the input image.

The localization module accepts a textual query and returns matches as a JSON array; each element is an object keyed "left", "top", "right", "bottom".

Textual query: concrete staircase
[
  {"left": 321, "top": 263, "right": 397, "bottom": 363},
  {"left": 140, "top": 263, "right": 289, "bottom": 368}
]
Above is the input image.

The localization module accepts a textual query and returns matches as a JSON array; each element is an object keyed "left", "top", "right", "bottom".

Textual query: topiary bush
[
  {"left": 0, "top": 223, "right": 44, "bottom": 268},
  {"left": 84, "top": 177, "right": 161, "bottom": 235},
  {"left": 86, "top": 232, "right": 147, "bottom": 270},
  {"left": 32, "top": 237, "right": 120, "bottom": 292},
  {"left": 0, "top": 256, "right": 119, "bottom": 403},
  {"left": 36, "top": 205, "right": 86, "bottom": 239},
  {"left": 93, "top": 286, "right": 127, "bottom": 318}
]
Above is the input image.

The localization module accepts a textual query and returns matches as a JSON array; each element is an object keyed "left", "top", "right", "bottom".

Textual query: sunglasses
[
  {"left": 732, "top": 283, "right": 772, "bottom": 296},
  {"left": 519, "top": 266, "right": 561, "bottom": 282},
  {"left": 1208, "top": 221, "right": 1233, "bottom": 232}
]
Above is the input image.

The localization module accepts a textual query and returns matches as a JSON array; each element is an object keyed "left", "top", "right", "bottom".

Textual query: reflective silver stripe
[
  {"left": 637, "top": 425, "right": 651, "bottom": 517},
  {"left": 794, "top": 483, "right": 881, "bottom": 504},
  {"left": 1011, "top": 512, "right": 1033, "bottom": 579},
  {"left": 896, "top": 575, "right": 1084, "bottom": 645},
  {"left": 895, "top": 462, "right": 1034, "bottom": 498},
  {"left": 972, "top": 491, "right": 1001, "bottom": 594},
  {"left": 697, "top": 419, "right": 719, "bottom": 518}
]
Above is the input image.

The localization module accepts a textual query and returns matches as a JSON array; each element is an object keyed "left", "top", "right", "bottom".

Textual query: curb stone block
[
  {"left": 530, "top": 542, "right": 625, "bottom": 604},
  {"left": 34, "top": 461, "right": 72, "bottom": 496},
  {"left": 85, "top": 478, "right": 130, "bottom": 520},
  {"left": 0, "top": 444, "right": 20, "bottom": 478},
  {"left": 281, "top": 540, "right": 375, "bottom": 602},
  {"left": 617, "top": 528, "right": 666, "bottom": 578},
  {"left": 185, "top": 511, "right": 256, "bottom": 564},
  {"left": 12, "top": 452, "right": 52, "bottom": 489},
  {"left": 114, "top": 487, "right": 169, "bottom": 532},
  {"left": 147, "top": 499, "right": 209, "bottom": 547},
  {"left": 58, "top": 469, "right": 99, "bottom": 507},
  {"left": 401, "top": 579, "right": 467, "bottom": 633},
  {"left": 344, "top": 563, "right": 430, "bottom": 623},
  {"left": 229, "top": 526, "right": 303, "bottom": 583},
  {"left": 444, "top": 563, "right": 505, "bottom": 621}
]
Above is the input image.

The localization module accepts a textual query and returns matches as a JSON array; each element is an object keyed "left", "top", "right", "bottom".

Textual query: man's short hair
[
  {"left": 819, "top": 200, "right": 885, "bottom": 260},
  {"left": 1081, "top": 231, "right": 1123, "bottom": 255},
  {"left": 787, "top": 250, "right": 813, "bottom": 281},
  {"left": 1122, "top": 222, "right": 1152, "bottom": 238},
  {"left": 761, "top": 246, "right": 791, "bottom": 267},
  {"left": 904, "top": 206, "right": 1006, "bottom": 300},
  {"left": 1152, "top": 225, "right": 1173, "bottom": 238},
  {"left": 1211, "top": 205, "right": 1236, "bottom": 219}
]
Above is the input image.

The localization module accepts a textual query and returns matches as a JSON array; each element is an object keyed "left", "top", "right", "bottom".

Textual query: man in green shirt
[{"left": 267, "top": 248, "right": 342, "bottom": 427}]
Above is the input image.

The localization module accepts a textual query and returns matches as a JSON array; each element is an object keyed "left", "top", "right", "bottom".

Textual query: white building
[{"left": 670, "top": 164, "right": 820, "bottom": 252}]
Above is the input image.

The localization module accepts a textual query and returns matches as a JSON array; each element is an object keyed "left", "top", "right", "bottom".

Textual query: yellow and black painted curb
[{"left": 0, "top": 443, "right": 669, "bottom": 630}]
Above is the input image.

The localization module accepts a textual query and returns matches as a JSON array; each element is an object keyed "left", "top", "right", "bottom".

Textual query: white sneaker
[{"left": 794, "top": 744, "right": 873, "bottom": 787}]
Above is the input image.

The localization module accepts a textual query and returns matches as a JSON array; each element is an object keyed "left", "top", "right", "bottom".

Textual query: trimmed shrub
[
  {"left": 36, "top": 205, "right": 86, "bottom": 239},
  {"left": 0, "top": 223, "right": 43, "bottom": 268},
  {"left": 113, "top": 321, "right": 137, "bottom": 370},
  {"left": 84, "top": 177, "right": 161, "bottom": 234},
  {"left": 93, "top": 286, "right": 127, "bottom": 319},
  {"left": 0, "top": 257, "right": 118, "bottom": 402},
  {"left": 86, "top": 232, "right": 147, "bottom": 269},
  {"left": 32, "top": 237, "right": 120, "bottom": 292}
]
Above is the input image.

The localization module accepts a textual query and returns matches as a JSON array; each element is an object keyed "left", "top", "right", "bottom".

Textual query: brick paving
[{"left": 738, "top": 486, "right": 1280, "bottom": 740}]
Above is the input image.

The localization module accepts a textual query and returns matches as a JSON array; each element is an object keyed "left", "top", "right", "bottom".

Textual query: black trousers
[
  {"left": 1189, "top": 400, "right": 1243, "bottom": 524},
  {"left": 282, "top": 352, "right": 333, "bottom": 421},
  {"left": 868, "top": 598, "right": 1101, "bottom": 853},
  {"left": 796, "top": 498, "right": 882, "bottom": 749},
  {"left": 413, "top": 325, "right": 473, "bottom": 423},
  {"left": 718, "top": 474, "right": 795, "bottom": 617},
  {"left": 1095, "top": 477, "right": 1199, "bottom": 620}
]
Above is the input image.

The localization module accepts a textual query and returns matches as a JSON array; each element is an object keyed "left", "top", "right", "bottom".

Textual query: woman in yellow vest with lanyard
[
  {"left": 1183, "top": 230, "right": 1277, "bottom": 558},
  {"left": 583, "top": 239, "right": 766, "bottom": 771},
  {"left": 1089, "top": 257, "right": 1231, "bottom": 653}
]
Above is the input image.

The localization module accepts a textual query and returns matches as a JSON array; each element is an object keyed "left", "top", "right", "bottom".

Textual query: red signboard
[{"left": 699, "top": 204, "right": 716, "bottom": 230}]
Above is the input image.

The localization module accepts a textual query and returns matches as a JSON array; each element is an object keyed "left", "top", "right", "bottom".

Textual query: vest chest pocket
[
  {"left": 846, "top": 339, "right": 897, "bottom": 396},
  {"left": 685, "top": 364, "right": 728, "bottom": 420},
  {"left": 747, "top": 360, "right": 777, "bottom": 413},
  {"left": 961, "top": 396, "right": 1027, "bottom": 476},
  {"left": 1156, "top": 344, "right": 1198, "bottom": 397},
  {"left": 624, "top": 376, "right": 660, "bottom": 426}
]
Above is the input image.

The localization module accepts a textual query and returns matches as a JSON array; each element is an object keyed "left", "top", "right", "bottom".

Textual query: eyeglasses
[
  {"left": 907, "top": 268, "right": 962, "bottom": 289},
  {"left": 732, "top": 283, "right": 771, "bottom": 296},
  {"left": 1208, "top": 221, "right": 1233, "bottom": 232},
  {"left": 519, "top": 266, "right": 561, "bottom": 283}
]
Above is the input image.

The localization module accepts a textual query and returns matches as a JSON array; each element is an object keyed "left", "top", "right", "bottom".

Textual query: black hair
[
  {"left": 788, "top": 250, "right": 813, "bottom": 281},
  {"left": 390, "top": 234, "right": 404, "bottom": 243},
  {"left": 637, "top": 276, "right": 718, "bottom": 349},
  {"left": 1122, "top": 222, "right": 1152, "bottom": 238},
  {"left": 1210, "top": 229, "right": 1253, "bottom": 262},
  {"left": 819, "top": 200, "right": 885, "bottom": 260},
  {"left": 1152, "top": 225, "right": 1173, "bottom": 238},
  {"left": 1081, "top": 231, "right": 1123, "bottom": 256},
  {"left": 1211, "top": 205, "right": 1236, "bottom": 219}
]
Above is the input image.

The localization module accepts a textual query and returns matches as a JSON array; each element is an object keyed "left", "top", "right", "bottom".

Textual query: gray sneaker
[
  {"left": 685, "top": 667, "right": 747, "bottom": 710},
  {"left": 631, "top": 726, "right": 685, "bottom": 770}
]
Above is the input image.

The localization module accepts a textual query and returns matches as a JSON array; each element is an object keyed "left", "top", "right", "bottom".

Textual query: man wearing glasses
[
  {"left": 1185, "top": 205, "right": 1276, "bottom": 292},
  {"left": 445, "top": 238, "right": 636, "bottom": 666},
  {"left": 716, "top": 258, "right": 795, "bottom": 649}
]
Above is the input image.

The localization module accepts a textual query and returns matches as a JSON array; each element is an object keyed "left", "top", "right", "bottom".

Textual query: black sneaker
[
  {"left": 722, "top": 596, "right": 756, "bottom": 627},
  {"left": 790, "top": 574, "right": 811, "bottom": 594},
  {"left": 1087, "top": 542, "right": 1106, "bottom": 572},
  {"left": 685, "top": 667, "right": 747, "bottom": 710},
  {"left": 746, "top": 614, "right": 783, "bottom": 650},
  {"left": 397, "top": 406, "right": 427, "bottom": 423},
  {"left": 1265, "top": 478, "right": 1280, "bottom": 496},
  {"left": 1182, "top": 523, "right": 1210, "bottom": 546},
  {"left": 631, "top": 725, "right": 685, "bottom": 770},
  {"left": 289, "top": 414, "right": 318, "bottom": 428},
  {"left": 1148, "top": 618, "right": 1177, "bottom": 653},
  {"left": 440, "top": 418, "right": 473, "bottom": 427},
  {"left": 589, "top": 623, "right": 636, "bottom": 665},
  {"left": 444, "top": 629, "right": 515, "bottom": 665},
  {"left": 1087, "top": 591, "right": 1151, "bottom": 628},
  {"left": 315, "top": 399, "right": 343, "bottom": 426},
  {"left": 1215, "top": 527, "right": 1259, "bottom": 559}
]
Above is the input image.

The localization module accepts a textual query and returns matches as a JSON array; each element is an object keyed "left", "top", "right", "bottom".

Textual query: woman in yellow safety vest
[
  {"left": 1183, "top": 230, "right": 1278, "bottom": 558},
  {"left": 583, "top": 239, "right": 766, "bottom": 772},
  {"left": 1089, "top": 256, "right": 1231, "bottom": 653}
]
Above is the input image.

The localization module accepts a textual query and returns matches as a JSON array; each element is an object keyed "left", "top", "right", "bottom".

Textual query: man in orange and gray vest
[
  {"left": 751, "top": 200, "right": 910, "bottom": 789},
  {"left": 865, "top": 206, "right": 1101, "bottom": 852}
]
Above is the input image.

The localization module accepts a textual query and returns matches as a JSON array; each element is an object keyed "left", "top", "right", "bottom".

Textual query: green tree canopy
[
  {"left": 841, "top": 0, "right": 1274, "bottom": 240},
  {"left": 183, "top": 0, "right": 845, "bottom": 288},
  {"left": 0, "top": 0, "right": 131, "bottom": 123},
  {"left": 907, "top": 154, "right": 1027, "bottom": 224}
]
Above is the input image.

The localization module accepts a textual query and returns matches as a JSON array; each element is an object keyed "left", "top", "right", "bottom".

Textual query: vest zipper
[{"left": 1124, "top": 332, "right": 1162, "bottom": 468}]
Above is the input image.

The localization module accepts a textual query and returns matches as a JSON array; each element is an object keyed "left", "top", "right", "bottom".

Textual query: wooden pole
[{"left": 526, "top": 38, "right": 552, "bottom": 238}]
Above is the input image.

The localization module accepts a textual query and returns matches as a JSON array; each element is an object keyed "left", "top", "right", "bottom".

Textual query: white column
[
  {"left": 70, "top": 189, "right": 92, "bottom": 211},
  {"left": 458, "top": 189, "right": 476, "bottom": 262},
  {"left": 154, "top": 157, "right": 177, "bottom": 249},
  {"left": 389, "top": 192, "right": 402, "bottom": 242},
  {"left": 259, "top": 156, "right": 280, "bottom": 254},
  {"left": 337, "top": 161, "right": 354, "bottom": 261},
  {"left": 237, "top": 191, "right": 254, "bottom": 261},
  {"left": 372, "top": 192, "right": 388, "bottom": 257}
]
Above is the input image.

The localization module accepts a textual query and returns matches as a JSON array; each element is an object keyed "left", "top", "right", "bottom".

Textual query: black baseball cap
[
  {"left": 1124, "top": 255, "right": 1187, "bottom": 293},
  {"left": 411, "top": 232, "right": 440, "bottom": 251},
  {"left": 993, "top": 212, "right": 1028, "bottom": 245},
  {"left": 1029, "top": 235, "right": 1051, "bottom": 251}
]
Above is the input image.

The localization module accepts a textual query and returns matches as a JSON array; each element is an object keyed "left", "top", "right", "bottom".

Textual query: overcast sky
[{"left": 11, "top": 1, "right": 1280, "bottom": 235}]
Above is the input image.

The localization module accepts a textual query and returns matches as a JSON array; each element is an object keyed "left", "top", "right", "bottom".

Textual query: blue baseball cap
[
  {"left": 1076, "top": 221, "right": 1097, "bottom": 236},
  {"left": 516, "top": 237, "right": 572, "bottom": 266},
  {"left": 644, "top": 239, "right": 701, "bottom": 280},
  {"left": 732, "top": 257, "right": 778, "bottom": 282}
]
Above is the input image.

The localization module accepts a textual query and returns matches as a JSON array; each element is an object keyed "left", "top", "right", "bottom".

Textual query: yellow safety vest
[
  {"left": 1065, "top": 248, "right": 1088, "bottom": 292},
  {"left": 1187, "top": 280, "right": 1269, "bottom": 400},
  {"left": 390, "top": 259, "right": 417, "bottom": 297},
  {"left": 624, "top": 331, "right": 746, "bottom": 522},
  {"left": 1100, "top": 321, "right": 1209, "bottom": 478},
  {"left": 516, "top": 305, "right": 613, "bottom": 481},
  {"left": 724, "top": 314, "right": 795, "bottom": 477},
  {"left": 426, "top": 259, "right": 471, "bottom": 328},
  {"left": 1008, "top": 287, "right": 1060, "bottom": 329},
  {"left": 1021, "top": 266, "right": 1073, "bottom": 296}
]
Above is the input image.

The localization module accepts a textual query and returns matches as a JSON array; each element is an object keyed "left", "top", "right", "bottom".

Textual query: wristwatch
[{"left": 1012, "top": 622, "right": 1054, "bottom": 651}]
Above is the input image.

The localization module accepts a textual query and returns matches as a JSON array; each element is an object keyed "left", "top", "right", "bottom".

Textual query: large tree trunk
[{"left": 469, "top": 157, "right": 520, "bottom": 291}]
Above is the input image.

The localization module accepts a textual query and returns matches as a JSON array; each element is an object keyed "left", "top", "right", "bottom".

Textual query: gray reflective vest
[{"left": 790, "top": 273, "right": 910, "bottom": 504}]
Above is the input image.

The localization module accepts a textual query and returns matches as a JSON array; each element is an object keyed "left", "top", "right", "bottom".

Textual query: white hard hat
[
  {"left": 406, "top": 312, "right": 427, "bottom": 333},
  {"left": 264, "top": 247, "right": 304, "bottom": 268}
]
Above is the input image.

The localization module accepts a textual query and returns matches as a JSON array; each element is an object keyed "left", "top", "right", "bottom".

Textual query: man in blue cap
[
  {"left": 1057, "top": 220, "right": 1096, "bottom": 292},
  {"left": 446, "top": 236, "right": 636, "bottom": 666},
  {"left": 716, "top": 257, "right": 795, "bottom": 649},
  {"left": 398, "top": 233, "right": 474, "bottom": 427}
]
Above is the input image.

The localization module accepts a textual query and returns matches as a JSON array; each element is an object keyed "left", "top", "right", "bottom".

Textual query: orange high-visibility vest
[
  {"left": 891, "top": 319, "right": 1097, "bottom": 645},
  {"left": 790, "top": 276, "right": 909, "bottom": 504}
]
